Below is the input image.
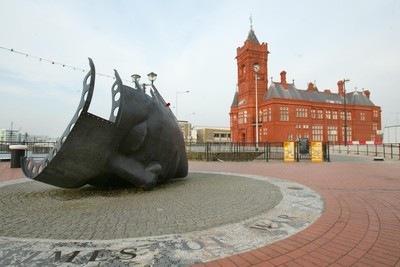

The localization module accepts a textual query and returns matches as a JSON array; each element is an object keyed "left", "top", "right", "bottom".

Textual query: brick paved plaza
[
  {"left": 0, "top": 153, "right": 399, "bottom": 266},
  {"left": 190, "top": 155, "right": 400, "bottom": 267}
]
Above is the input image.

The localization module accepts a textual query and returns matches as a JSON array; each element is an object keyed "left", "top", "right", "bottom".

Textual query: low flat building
[{"left": 196, "top": 127, "right": 231, "bottom": 143}]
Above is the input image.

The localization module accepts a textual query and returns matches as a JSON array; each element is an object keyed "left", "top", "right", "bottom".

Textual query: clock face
[{"left": 253, "top": 63, "right": 260, "bottom": 72}]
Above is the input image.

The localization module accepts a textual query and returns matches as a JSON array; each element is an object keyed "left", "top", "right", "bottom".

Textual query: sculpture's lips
[{"left": 22, "top": 58, "right": 188, "bottom": 189}]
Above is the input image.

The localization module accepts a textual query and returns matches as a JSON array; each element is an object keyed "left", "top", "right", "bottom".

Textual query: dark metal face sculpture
[{"left": 22, "top": 59, "right": 188, "bottom": 189}]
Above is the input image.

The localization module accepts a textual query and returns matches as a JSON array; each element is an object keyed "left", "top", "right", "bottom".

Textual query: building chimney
[
  {"left": 280, "top": 71, "right": 288, "bottom": 89},
  {"left": 308, "top": 82, "right": 314, "bottom": 91},
  {"left": 337, "top": 80, "right": 344, "bottom": 96},
  {"left": 324, "top": 89, "right": 331, "bottom": 94},
  {"left": 364, "top": 90, "right": 370, "bottom": 99}
]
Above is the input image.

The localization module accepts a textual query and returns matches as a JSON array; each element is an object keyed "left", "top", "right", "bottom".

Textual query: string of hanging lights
[{"left": 0, "top": 46, "right": 132, "bottom": 83}]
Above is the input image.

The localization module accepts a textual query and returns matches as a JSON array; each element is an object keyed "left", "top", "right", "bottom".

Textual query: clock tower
[{"left": 230, "top": 24, "right": 269, "bottom": 143}]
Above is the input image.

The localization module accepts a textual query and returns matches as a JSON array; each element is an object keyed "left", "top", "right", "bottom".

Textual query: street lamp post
[
  {"left": 255, "top": 73, "right": 259, "bottom": 150},
  {"left": 131, "top": 74, "right": 141, "bottom": 82},
  {"left": 131, "top": 74, "right": 141, "bottom": 92},
  {"left": 175, "top": 91, "right": 190, "bottom": 119},
  {"left": 188, "top": 112, "right": 195, "bottom": 143},
  {"left": 343, "top": 78, "right": 350, "bottom": 146},
  {"left": 253, "top": 63, "right": 260, "bottom": 150},
  {"left": 131, "top": 72, "right": 158, "bottom": 92},
  {"left": 147, "top": 72, "right": 157, "bottom": 85}
]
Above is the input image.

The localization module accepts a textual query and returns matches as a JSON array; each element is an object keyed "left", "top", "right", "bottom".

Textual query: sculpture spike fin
[
  {"left": 88, "top": 57, "right": 94, "bottom": 71},
  {"left": 114, "top": 69, "right": 122, "bottom": 84}
]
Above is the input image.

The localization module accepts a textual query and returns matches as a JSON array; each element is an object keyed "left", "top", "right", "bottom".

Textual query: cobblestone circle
[{"left": 0, "top": 172, "right": 282, "bottom": 240}]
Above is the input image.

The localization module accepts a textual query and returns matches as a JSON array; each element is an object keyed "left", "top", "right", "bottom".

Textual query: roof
[
  {"left": 231, "top": 91, "right": 238, "bottom": 107},
  {"left": 247, "top": 28, "right": 260, "bottom": 45},
  {"left": 264, "top": 82, "right": 375, "bottom": 106},
  {"left": 346, "top": 90, "right": 375, "bottom": 106},
  {"left": 194, "top": 126, "right": 230, "bottom": 131}
]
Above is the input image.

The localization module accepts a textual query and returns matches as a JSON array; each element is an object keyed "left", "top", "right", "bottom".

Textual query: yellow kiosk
[
  {"left": 284, "top": 141, "right": 295, "bottom": 162},
  {"left": 311, "top": 141, "right": 323, "bottom": 162}
]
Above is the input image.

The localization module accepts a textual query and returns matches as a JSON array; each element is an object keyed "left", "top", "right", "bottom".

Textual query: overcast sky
[{"left": 1, "top": 0, "right": 399, "bottom": 138}]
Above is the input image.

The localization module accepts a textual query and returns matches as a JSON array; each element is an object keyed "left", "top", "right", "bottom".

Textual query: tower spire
[{"left": 246, "top": 14, "right": 260, "bottom": 45}]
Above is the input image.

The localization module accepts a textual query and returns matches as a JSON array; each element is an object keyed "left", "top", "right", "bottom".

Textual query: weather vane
[{"left": 250, "top": 14, "right": 253, "bottom": 30}]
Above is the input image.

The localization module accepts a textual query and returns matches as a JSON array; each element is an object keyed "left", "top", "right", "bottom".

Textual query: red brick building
[{"left": 230, "top": 27, "right": 382, "bottom": 144}]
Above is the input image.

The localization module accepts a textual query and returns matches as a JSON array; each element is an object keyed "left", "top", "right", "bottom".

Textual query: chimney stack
[
  {"left": 280, "top": 70, "right": 288, "bottom": 89},
  {"left": 364, "top": 90, "right": 370, "bottom": 99},
  {"left": 337, "top": 80, "right": 344, "bottom": 96},
  {"left": 308, "top": 82, "right": 314, "bottom": 91}
]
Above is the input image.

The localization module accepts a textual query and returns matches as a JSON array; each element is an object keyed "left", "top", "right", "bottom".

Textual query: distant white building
[
  {"left": 0, "top": 129, "right": 4, "bottom": 142},
  {"left": 176, "top": 122, "right": 230, "bottom": 143},
  {"left": 0, "top": 129, "right": 55, "bottom": 143},
  {"left": 0, "top": 129, "right": 22, "bottom": 143},
  {"left": 26, "top": 134, "right": 54, "bottom": 143},
  {"left": 383, "top": 125, "right": 400, "bottom": 143},
  {"left": 178, "top": 121, "right": 197, "bottom": 143}
]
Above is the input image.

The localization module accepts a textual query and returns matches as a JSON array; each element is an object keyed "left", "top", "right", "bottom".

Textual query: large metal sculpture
[{"left": 22, "top": 59, "right": 188, "bottom": 189}]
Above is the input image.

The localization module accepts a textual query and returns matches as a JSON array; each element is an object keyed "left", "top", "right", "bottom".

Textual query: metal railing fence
[
  {"left": 330, "top": 143, "right": 400, "bottom": 160},
  {"left": 186, "top": 141, "right": 330, "bottom": 162},
  {"left": 0, "top": 141, "right": 56, "bottom": 159},
  {"left": 0, "top": 141, "right": 352, "bottom": 162}
]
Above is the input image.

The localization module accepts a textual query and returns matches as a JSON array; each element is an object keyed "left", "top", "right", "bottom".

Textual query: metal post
[
  {"left": 255, "top": 73, "right": 259, "bottom": 151},
  {"left": 326, "top": 142, "right": 330, "bottom": 162},
  {"left": 205, "top": 142, "right": 209, "bottom": 161},
  {"left": 391, "top": 144, "right": 393, "bottom": 159},
  {"left": 236, "top": 142, "right": 238, "bottom": 161},
  {"left": 263, "top": 142, "right": 266, "bottom": 160},
  {"left": 343, "top": 78, "right": 350, "bottom": 146}
]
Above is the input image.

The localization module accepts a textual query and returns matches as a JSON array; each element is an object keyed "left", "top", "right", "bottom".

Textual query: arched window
[
  {"left": 332, "top": 110, "right": 338, "bottom": 120},
  {"left": 326, "top": 110, "right": 331, "bottom": 119},
  {"left": 311, "top": 109, "right": 316, "bottom": 119},
  {"left": 317, "top": 110, "right": 323, "bottom": 119}
]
